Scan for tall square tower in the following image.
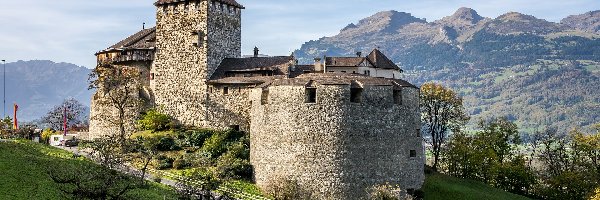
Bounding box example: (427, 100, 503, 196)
(153, 0, 243, 126)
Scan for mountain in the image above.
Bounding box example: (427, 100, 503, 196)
(1, 60, 93, 122)
(294, 8, 600, 132)
(562, 10, 600, 33)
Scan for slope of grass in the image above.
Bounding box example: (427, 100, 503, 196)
(0, 140, 178, 200)
(423, 173, 531, 200)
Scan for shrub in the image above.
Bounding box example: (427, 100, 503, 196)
(157, 136, 180, 151)
(263, 177, 312, 200)
(41, 128, 56, 144)
(201, 130, 246, 158)
(213, 152, 252, 180)
(173, 158, 191, 170)
(137, 109, 172, 131)
(156, 156, 174, 170)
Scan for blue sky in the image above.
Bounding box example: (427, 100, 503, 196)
(0, 0, 598, 68)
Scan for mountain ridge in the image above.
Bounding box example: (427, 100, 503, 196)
(1, 60, 93, 122)
(293, 8, 600, 132)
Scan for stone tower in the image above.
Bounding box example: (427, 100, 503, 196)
(153, 0, 243, 127)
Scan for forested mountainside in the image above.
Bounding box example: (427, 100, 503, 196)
(1, 60, 92, 122)
(294, 8, 600, 132)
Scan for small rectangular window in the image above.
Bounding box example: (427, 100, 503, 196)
(223, 87, 229, 95)
(417, 129, 421, 138)
(393, 90, 402, 105)
(150, 73, 154, 80)
(261, 90, 269, 105)
(341, 71, 346, 73)
(305, 88, 317, 103)
(410, 150, 417, 158)
(350, 88, 363, 103)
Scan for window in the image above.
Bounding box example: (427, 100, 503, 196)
(305, 88, 317, 103)
(341, 71, 346, 73)
(410, 150, 417, 158)
(364, 70, 371, 76)
(328, 71, 334, 73)
(150, 73, 155, 80)
(350, 88, 363, 103)
(223, 87, 229, 95)
(261, 90, 269, 105)
(393, 90, 402, 105)
(417, 129, 421, 138)
(229, 125, 240, 132)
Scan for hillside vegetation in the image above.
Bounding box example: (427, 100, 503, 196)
(0, 140, 177, 199)
(294, 8, 600, 133)
(423, 173, 531, 200)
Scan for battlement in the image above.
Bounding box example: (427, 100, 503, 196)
(156, 0, 243, 16)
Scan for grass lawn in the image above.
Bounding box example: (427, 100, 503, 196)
(0, 140, 178, 200)
(423, 173, 531, 200)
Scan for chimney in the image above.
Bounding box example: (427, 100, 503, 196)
(356, 51, 362, 57)
(253, 47, 259, 57)
(143, 22, 145, 29)
(314, 58, 322, 72)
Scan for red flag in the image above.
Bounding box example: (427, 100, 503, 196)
(13, 104, 18, 130)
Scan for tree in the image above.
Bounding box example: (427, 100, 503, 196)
(0, 116, 13, 138)
(176, 168, 222, 200)
(89, 64, 144, 144)
(129, 136, 160, 185)
(41, 98, 87, 131)
(420, 82, 469, 171)
(444, 118, 535, 196)
(47, 161, 141, 200)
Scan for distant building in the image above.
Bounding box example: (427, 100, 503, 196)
(90, 0, 424, 198)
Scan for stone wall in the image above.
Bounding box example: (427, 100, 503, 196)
(153, 0, 241, 127)
(205, 84, 252, 131)
(89, 62, 152, 139)
(249, 84, 424, 199)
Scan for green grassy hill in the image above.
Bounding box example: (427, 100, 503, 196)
(423, 173, 531, 200)
(0, 140, 178, 200)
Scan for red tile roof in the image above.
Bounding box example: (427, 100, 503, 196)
(155, 0, 244, 9)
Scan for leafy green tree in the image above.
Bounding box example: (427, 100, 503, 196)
(420, 82, 469, 171)
(48, 161, 141, 200)
(444, 118, 535, 196)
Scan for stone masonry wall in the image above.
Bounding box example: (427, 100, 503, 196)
(206, 84, 252, 132)
(154, 0, 241, 127)
(89, 62, 152, 139)
(154, 1, 210, 127)
(249, 84, 424, 199)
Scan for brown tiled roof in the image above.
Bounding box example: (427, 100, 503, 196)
(269, 73, 417, 88)
(155, 0, 244, 9)
(289, 65, 316, 78)
(366, 49, 401, 71)
(209, 56, 294, 80)
(207, 75, 286, 85)
(98, 28, 156, 53)
(325, 57, 365, 67)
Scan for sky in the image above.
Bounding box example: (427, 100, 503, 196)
(0, 0, 598, 68)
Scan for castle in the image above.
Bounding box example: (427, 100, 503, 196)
(89, 0, 424, 198)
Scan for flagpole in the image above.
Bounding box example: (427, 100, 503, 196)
(1, 59, 5, 118)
